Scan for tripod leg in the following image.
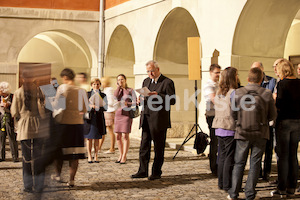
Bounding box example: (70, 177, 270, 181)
(172, 125, 196, 160)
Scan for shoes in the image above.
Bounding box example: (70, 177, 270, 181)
(270, 190, 286, 198)
(120, 159, 126, 164)
(131, 173, 148, 179)
(286, 188, 295, 197)
(67, 180, 75, 188)
(23, 188, 33, 193)
(287, 192, 295, 198)
(262, 173, 270, 182)
(88, 161, 93, 163)
(13, 159, 19, 163)
(115, 160, 120, 163)
(104, 150, 115, 154)
(51, 174, 61, 182)
(0, 159, 5, 162)
(148, 174, 161, 180)
(269, 179, 278, 185)
(94, 160, 100, 163)
(226, 195, 238, 200)
(35, 188, 43, 193)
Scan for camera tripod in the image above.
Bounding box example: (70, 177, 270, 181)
(173, 80, 204, 160)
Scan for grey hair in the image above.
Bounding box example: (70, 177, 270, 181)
(0, 82, 10, 93)
(146, 60, 159, 69)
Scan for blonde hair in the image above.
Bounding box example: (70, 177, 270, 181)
(90, 78, 101, 86)
(276, 59, 296, 79)
(0, 82, 10, 94)
(101, 76, 111, 87)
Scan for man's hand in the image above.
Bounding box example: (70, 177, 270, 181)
(148, 91, 158, 96)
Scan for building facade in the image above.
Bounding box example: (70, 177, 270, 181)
(1, 0, 300, 137)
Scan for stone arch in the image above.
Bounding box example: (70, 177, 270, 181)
(154, 7, 200, 72)
(153, 7, 200, 135)
(105, 25, 135, 88)
(17, 30, 97, 84)
(284, 16, 300, 59)
(232, 0, 300, 80)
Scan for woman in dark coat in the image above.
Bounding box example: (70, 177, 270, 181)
(84, 78, 107, 163)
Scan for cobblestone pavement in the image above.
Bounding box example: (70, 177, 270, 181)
(0, 137, 299, 200)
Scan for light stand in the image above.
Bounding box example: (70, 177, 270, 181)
(173, 80, 203, 159)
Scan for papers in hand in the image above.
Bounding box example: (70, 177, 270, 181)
(89, 92, 106, 107)
(136, 87, 151, 97)
(39, 84, 57, 97)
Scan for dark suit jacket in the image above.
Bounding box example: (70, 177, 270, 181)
(85, 90, 107, 135)
(139, 74, 176, 131)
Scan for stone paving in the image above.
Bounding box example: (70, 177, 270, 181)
(0, 136, 299, 200)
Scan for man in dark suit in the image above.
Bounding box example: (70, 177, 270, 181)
(131, 60, 176, 180)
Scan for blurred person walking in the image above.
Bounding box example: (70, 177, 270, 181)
(76, 72, 90, 91)
(11, 71, 48, 193)
(51, 68, 87, 187)
(101, 77, 117, 154)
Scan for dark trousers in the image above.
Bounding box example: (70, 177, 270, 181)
(276, 119, 300, 191)
(138, 115, 167, 176)
(261, 126, 274, 177)
(0, 123, 18, 161)
(217, 136, 235, 191)
(206, 116, 218, 174)
(21, 138, 45, 192)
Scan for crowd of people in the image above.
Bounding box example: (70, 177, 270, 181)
(0, 60, 175, 192)
(204, 59, 300, 199)
(0, 59, 299, 198)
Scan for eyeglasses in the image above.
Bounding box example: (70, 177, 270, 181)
(147, 70, 156, 73)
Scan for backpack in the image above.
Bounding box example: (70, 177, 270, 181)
(193, 132, 209, 154)
(235, 87, 266, 138)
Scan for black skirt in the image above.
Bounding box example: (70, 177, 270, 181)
(61, 124, 85, 160)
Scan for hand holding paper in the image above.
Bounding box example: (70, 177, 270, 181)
(89, 92, 106, 107)
(136, 87, 151, 97)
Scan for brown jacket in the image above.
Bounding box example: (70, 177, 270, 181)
(11, 86, 48, 141)
(53, 84, 87, 125)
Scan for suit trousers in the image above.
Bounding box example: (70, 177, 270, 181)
(260, 126, 274, 178)
(21, 138, 45, 192)
(206, 116, 218, 174)
(138, 115, 167, 176)
(0, 122, 18, 161)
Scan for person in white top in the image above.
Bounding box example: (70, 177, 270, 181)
(101, 77, 117, 154)
(203, 64, 221, 176)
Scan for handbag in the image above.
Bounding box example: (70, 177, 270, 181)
(84, 111, 91, 120)
(129, 105, 140, 119)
